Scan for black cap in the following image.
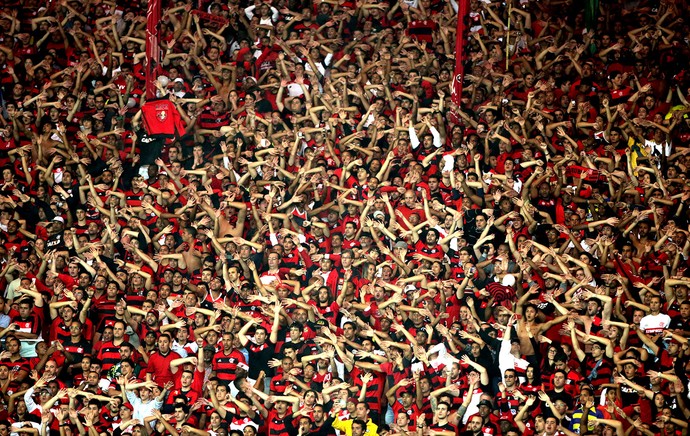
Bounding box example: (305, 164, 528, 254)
(478, 399, 494, 409)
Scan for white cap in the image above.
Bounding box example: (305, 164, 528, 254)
(53, 216, 65, 224)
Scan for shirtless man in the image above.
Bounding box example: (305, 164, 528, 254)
(205, 200, 247, 238)
(514, 285, 569, 355)
(178, 227, 203, 273)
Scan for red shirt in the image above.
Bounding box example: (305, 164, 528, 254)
(147, 349, 182, 385)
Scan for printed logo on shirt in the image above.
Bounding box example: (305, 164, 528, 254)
(157, 110, 168, 121)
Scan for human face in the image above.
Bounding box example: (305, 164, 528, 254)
(45, 360, 58, 377)
(352, 422, 365, 436)
(436, 403, 449, 420)
(545, 417, 558, 434)
(343, 324, 355, 339)
(579, 389, 592, 406)
(139, 386, 152, 401)
(653, 393, 664, 408)
(591, 343, 604, 358)
(649, 297, 661, 313)
(504, 371, 516, 387)
(113, 322, 125, 339)
(355, 403, 368, 420)
(475, 216, 486, 230)
(587, 300, 599, 316)
(341, 252, 353, 268)
(320, 258, 333, 272)
(19, 303, 32, 318)
(524, 306, 537, 322)
(158, 336, 171, 353)
(253, 327, 267, 345)
(222, 334, 234, 351)
(469, 416, 483, 432)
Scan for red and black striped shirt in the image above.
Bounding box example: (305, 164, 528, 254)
(212, 349, 246, 382)
(582, 355, 614, 392)
(266, 408, 293, 436)
(97, 340, 125, 372)
(198, 109, 231, 130)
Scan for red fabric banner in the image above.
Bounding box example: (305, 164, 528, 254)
(451, 0, 469, 111)
(146, 0, 161, 99)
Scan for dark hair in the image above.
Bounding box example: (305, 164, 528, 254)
(505, 368, 518, 378)
(526, 363, 541, 382)
(425, 227, 439, 239)
(522, 303, 538, 314)
(173, 394, 189, 404)
(174, 403, 190, 414)
(352, 419, 367, 429)
(437, 401, 452, 410)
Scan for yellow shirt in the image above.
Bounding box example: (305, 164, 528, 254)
(627, 136, 646, 168)
(331, 417, 379, 436)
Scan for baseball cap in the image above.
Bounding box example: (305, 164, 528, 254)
(52, 216, 65, 223)
(315, 319, 328, 328)
(394, 241, 408, 249)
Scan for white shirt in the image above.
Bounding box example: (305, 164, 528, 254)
(125, 390, 163, 422)
(499, 337, 530, 383)
(639, 313, 671, 335)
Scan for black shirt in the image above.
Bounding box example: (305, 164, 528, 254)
(246, 339, 276, 379)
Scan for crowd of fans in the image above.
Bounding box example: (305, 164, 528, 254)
(0, 0, 690, 435)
